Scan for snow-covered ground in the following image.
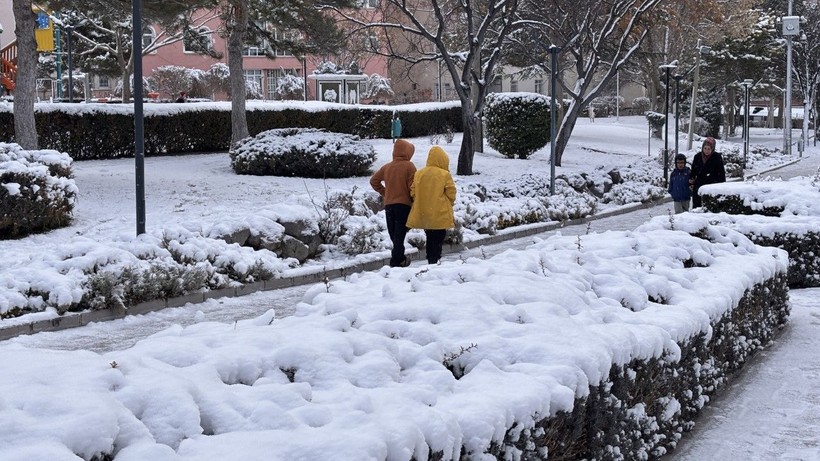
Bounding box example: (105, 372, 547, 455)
(2, 114, 819, 460)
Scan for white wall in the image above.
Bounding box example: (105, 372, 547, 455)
(0, 2, 14, 50)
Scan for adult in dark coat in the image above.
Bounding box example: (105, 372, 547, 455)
(689, 137, 726, 208)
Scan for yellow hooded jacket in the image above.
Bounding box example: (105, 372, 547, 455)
(407, 146, 456, 230)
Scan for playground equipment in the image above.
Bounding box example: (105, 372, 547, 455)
(0, 7, 55, 97)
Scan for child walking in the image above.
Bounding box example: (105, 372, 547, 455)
(407, 146, 457, 265)
(668, 153, 692, 213)
(369, 139, 417, 267)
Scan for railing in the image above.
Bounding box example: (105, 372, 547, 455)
(1, 40, 18, 92)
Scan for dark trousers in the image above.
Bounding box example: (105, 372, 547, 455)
(424, 229, 446, 264)
(385, 204, 411, 267)
(692, 186, 702, 208)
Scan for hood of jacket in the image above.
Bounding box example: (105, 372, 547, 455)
(393, 139, 415, 161)
(426, 146, 449, 169)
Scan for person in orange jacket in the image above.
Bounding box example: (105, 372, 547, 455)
(407, 146, 456, 265)
(370, 139, 417, 267)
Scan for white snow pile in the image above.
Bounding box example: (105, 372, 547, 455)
(0, 228, 788, 460)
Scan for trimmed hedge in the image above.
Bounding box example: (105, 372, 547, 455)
(494, 275, 788, 460)
(0, 102, 462, 160)
(484, 92, 550, 159)
(230, 128, 376, 178)
(0, 143, 77, 239)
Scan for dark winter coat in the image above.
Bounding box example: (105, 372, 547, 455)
(690, 151, 726, 188)
(668, 166, 692, 202)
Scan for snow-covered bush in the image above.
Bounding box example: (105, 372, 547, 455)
(363, 73, 394, 103)
(230, 128, 376, 178)
(484, 92, 550, 159)
(191, 63, 230, 99)
(148, 65, 193, 100)
(646, 111, 665, 139)
(246, 80, 263, 100)
(0, 143, 77, 239)
(632, 96, 651, 115)
(275, 73, 305, 101)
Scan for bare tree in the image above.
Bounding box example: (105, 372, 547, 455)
(507, 0, 663, 166)
(328, 0, 523, 175)
(12, 0, 37, 149)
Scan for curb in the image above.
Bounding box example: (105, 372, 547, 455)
(0, 196, 676, 341)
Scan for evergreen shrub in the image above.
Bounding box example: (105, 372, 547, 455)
(484, 92, 550, 159)
(0, 143, 77, 239)
(229, 128, 376, 178)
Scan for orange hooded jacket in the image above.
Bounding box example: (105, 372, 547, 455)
(369, 139, 416, 206)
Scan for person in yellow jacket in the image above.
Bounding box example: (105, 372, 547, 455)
(370, 139, 416, 267)
(407, 146, 456, 265)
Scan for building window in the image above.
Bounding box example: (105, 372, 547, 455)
(359, 0, 378, 7)
(183, 27, 213, 54)
(142, 26, 156, 49)
(534, 79, 543, 94)
(244, 69, 264, 97)
(273, 29, 298, 56)
(243, 46, 266, 57)
(97, 76, 110, 89)
(510, 79, 518, 92)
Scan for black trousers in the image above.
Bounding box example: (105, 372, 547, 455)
(692, 186, 702, 208)
(385, 204, 411, 267)
(425, 229, 446, 264)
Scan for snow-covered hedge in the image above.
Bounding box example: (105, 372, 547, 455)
(0, 143, 77, 239)
(484, 92, 550, 159)
(0, 228, 789, 460)
(229, 128, 376, 178)
(640, 211, 820, 288)
(700, 175, 820, 216)
(0, 101, 463, 159)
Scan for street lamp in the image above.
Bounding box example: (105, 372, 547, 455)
(548, 45, 561, 195)
(740, 79, 754, 169)
(782, 11, 800, 155)
(687, 42, 712, 150)
(132, 0, 146, 235)
(673, 73, 682, 160)
(660, 61, 678, 187)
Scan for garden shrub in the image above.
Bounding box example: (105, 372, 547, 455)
(484, 92, 550, 159)
(0, 143, 77, 239)
(229, 128, 376, 178)
(646, 111, 666, 139)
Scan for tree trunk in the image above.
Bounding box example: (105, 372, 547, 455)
(456, 105, 477, 175)
(553, 99, 583, 167)
(228, 0, 250, 146)
(12, 0, 38, 149)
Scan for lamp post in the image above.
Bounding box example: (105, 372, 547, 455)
(740, 79, 754, 169)
(801, 32, 809, 157)
(783, 8, 799, 155)
(673, 73, 682, 159)
(65, 25, 74, 103)
(132, 0, 146, 235)
(660, 61, 678, 187)
(549, 45, 561, 195)
(687, 42, 711, 150)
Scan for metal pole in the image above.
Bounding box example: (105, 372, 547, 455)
(302, 58, 307, 101)
(664, 67, 670, 178)
(133, 0, 146, 235)
(549, 46, 560, 195)
(785, 0, 794, 155)
(687, 41, 704, 150)
(744, 83, 750, 165)
(804, 38, 809, 156)
(55, 28, 62, 99)
(616, 70, 620, 122)
(66, 27, 73, 103)
(674, 74, 681, 158)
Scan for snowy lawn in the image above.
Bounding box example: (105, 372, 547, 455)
(0, 116, 797, 321)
